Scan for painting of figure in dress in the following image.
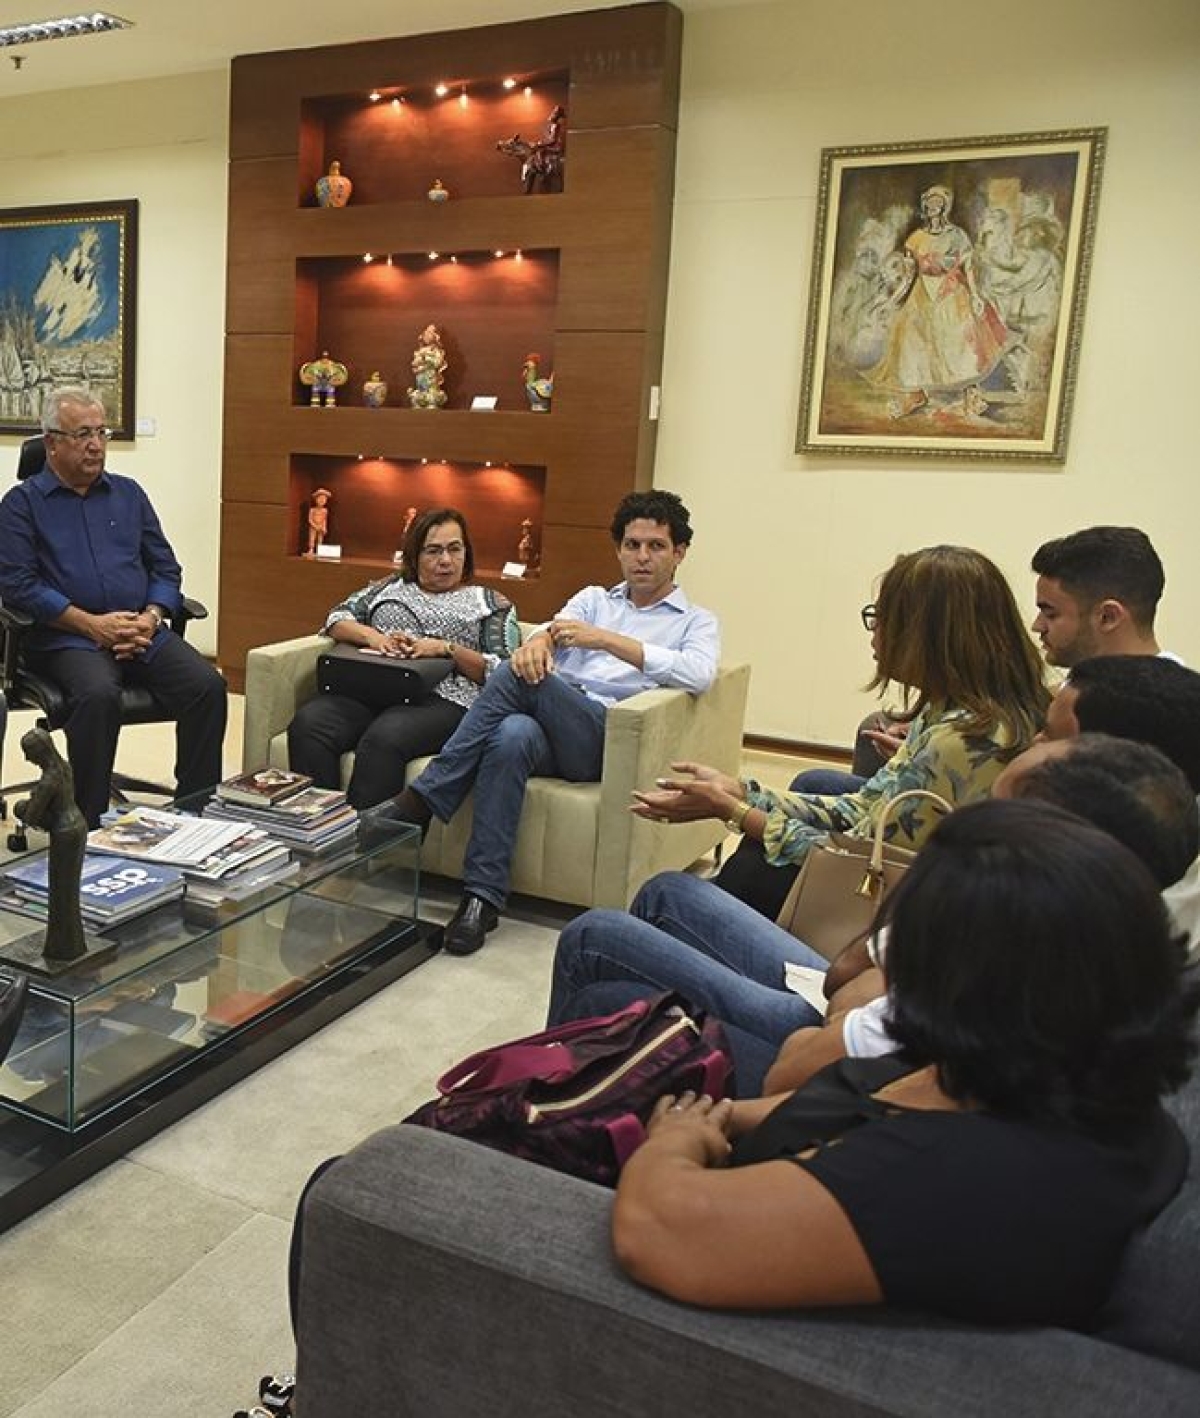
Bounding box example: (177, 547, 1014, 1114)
(798, 131, 1104, 461)
(0, 200, 138, 438)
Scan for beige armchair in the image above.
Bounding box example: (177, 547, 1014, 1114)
(242, 632, 751, 910)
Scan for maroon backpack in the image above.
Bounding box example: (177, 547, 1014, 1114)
(402, 993, 732, 1186)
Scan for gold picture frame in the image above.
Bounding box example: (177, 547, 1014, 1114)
(796, 129, 1105, 462)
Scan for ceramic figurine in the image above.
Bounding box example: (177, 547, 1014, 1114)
(315, 160, 353, 208)
(496, 103, 566, 194)
(517, 518, 536, 565)
(363, 371, 388, 408)
(299, 351, 348, 407)
(408, 325, 448, 409)
(427, 179, 450, 203)
(305, 488, 332, 556)
(522, 353, 553, 412)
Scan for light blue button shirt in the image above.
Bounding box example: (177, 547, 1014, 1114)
(545, 582, 720, 706)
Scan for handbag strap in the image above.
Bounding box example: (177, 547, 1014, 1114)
(868, 788, 953, 876)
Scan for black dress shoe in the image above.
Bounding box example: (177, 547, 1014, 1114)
(443, 893, 500, 956)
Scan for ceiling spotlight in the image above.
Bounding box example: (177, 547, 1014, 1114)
(368, 89, 381, 102)
(449, 254, 458, 264)
(459, 87, 468, 108)
(502, 77, 517, 90)
(0, 11, 133, 47)
(362, 252, 374, 263)
(385, 254, 393, 266)
(493, 249, 504, 259)
(435, 82, 449, 97)
(391, 96, 403, 109)
(523, 85, 532, 97)
(427, 251, 439, 261)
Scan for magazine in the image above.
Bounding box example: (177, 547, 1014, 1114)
(88, 807, 250, 866)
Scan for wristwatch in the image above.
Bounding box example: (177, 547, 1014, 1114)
(443, 639, 455, 658)
(145, 605, 165, 630)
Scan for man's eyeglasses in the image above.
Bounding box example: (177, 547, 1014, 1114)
(48, 425, 113, 444)
(860, 603, 878, 632)
(420, 540, 466, 560)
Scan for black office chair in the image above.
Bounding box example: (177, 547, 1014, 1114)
(0, 435, 210, 850)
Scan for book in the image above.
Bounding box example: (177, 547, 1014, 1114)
(4, 855, 185, 927)
(88, 807, 250, 866)
(216, 767, 313, 807)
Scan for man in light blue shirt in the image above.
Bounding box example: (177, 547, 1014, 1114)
(379, 490, 720, 954)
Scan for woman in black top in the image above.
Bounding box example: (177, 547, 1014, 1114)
(613, 799, 1198, 1327)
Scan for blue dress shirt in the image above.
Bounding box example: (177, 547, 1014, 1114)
(0, 466, 182, 658)
(547, 582, 720, 706)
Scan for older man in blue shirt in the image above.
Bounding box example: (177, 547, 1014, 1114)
(378, 489, 720, 954)
(0, 387, 226, 825)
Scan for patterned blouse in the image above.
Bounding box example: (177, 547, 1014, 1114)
(749, 703, 1025, 868)
(323, 577, 520, 710)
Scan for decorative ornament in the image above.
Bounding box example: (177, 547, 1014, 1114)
(496, 103, 566, 194)
(427, 179, 450, 203)
(315, 160, 353, 208)
(363, 371, 388, 408)
(522, 352, 553, 412)
(517, 518, 537, 565)
(299, 351, 349, 407)
(408, 324, 448, 409)
(305, 487, 332, 556)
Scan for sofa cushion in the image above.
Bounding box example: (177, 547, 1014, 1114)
(1095, 1021, 1200, 1370)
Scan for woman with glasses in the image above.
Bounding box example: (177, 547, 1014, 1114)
(287, 507, 519, 809)
(548, 545, 1050, 1090)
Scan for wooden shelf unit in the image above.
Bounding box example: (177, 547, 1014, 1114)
(220, 3, 683, 686)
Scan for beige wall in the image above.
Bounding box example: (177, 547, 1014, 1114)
(660, 0, 1200, 744)
(0, 2, 1197, 740)
(0, 70, 229, 656)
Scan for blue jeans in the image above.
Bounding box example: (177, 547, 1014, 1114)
(547, 871, 828, 1094)
(411, 662, 607, 908)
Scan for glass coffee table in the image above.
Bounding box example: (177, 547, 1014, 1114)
(0, 807, 435, 1230)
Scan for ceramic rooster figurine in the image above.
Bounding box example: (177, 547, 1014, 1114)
(522, 353, 553, 412)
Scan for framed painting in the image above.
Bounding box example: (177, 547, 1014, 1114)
(796, 129, 1105, 461)
(0, 198, 138, 439)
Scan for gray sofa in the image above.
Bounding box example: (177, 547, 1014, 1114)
(294, 1037, 1200, 1416)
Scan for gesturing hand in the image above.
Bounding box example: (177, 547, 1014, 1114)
(631, 761, 744, 825)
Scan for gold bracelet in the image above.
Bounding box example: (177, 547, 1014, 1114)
(444, 640, 455, 658)
(725, 799, 751, 834)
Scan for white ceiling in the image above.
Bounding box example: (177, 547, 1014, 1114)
(0, 0, 751, 97)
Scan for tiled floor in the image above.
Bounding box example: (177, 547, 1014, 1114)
(0, 700, 821, 1417)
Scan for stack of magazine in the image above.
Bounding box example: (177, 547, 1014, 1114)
(178, 825, 298, 905)
(1, 855, 185, 929)
(206, 773, 358, 854)
(89, 804, 298, 906)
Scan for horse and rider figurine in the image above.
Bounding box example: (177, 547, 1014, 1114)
(496, 104, 566, 194)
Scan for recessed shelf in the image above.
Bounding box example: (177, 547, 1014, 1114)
(289, 454, 545, 570)
(300, 73, 570, 206)
(294, 249, 558, 411)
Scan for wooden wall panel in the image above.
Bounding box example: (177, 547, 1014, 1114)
(221, 3, 682, 679)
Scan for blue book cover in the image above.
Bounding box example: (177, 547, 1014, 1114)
(5, 856, 184, 915)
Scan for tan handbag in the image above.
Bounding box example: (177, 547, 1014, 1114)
(774, 789, 952, 962)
